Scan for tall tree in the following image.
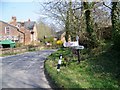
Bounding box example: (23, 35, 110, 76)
(83, 1, 97, 48)
(111, 1, 120, 49)
(41, 0, 82, 42)
(65, 10, 70, 42)
(66, 1, 77, 41)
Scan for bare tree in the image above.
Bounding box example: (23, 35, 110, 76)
(40, 0, 113, 47)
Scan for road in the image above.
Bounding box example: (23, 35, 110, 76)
(0, 50, 56, 89)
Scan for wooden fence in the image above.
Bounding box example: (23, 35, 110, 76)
(0, 46, 40, 55)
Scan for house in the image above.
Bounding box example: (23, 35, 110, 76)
(56, 30, 71, 43)
(0, 20, 20, 42)
(0, 16, 38, 45)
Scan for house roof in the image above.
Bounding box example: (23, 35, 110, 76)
(0, 20, 25, 36)
(24, 21, 35, 30)
(17, 21, 36, 30)
(0, 20, 36, 31)
(0, 20, 18, 29)
(56, 30, 65, 38)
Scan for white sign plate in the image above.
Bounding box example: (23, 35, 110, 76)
(63, 41, 79, 47)
(74, 46, 84, 50)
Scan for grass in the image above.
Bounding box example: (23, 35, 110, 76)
(0, 45, 56, 57)
(0, 52, 18, 57)
(0, 47, 39, 57)
(44, 45, 120, 89)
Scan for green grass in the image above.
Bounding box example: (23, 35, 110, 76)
(45, 46, 120, 89)
(0, 52, 18, 57)
(0, 47, 38, 57)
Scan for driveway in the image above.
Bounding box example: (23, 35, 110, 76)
(0, 50, 56, 89)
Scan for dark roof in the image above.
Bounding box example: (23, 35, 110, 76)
(17, 21, 36, 30)
(56, 30, 64, 35)
(56, 30, 65, 38)
(0, 20, 36, 31)
(24, 21, 35, 30)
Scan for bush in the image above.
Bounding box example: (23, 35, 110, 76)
(27, 45, 36, 51)
(16, 43, 22, 47)
(113, 33, 120, 51)
(56, 40, 63, 45)
(45, 47, 120, 88)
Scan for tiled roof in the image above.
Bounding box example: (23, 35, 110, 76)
(17, 21, 35, 30)
(25, 21, 35, 30)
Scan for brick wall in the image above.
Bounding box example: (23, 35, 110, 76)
(0, 21, 20, 41)
(0, 17, 38, 45)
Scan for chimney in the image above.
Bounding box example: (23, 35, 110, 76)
(9, 16, 17, 26)
(28, 19, 31, 22)
(12, 16, 17, 22)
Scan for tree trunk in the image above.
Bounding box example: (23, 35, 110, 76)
(111, 1, 120, 49)
(83, 2, 95, 48)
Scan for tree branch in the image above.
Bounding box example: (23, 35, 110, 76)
(103, 2, 112, 10)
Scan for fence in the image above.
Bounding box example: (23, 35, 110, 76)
(0, 46, 40, 55)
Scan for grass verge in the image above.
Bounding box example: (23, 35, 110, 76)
(45, 46, 120, 89)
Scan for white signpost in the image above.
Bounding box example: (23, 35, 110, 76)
(74, 45, 84, 50)
(63, 41, 84, 49)
(63, 40, 84, 63)
(63, 41, 79, 47)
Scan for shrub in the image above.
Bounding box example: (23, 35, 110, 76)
(16, 43, 22, 47)
(27, 45, 36, 51)
(56, 40, 63, 45)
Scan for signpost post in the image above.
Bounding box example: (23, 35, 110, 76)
(63, 41, 84, 63)
(63, 35, 84, 63)
(74, 46, 84, 63)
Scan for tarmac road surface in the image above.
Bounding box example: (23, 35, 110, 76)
(0, 50, 56, 89)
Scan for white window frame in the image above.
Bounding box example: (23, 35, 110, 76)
(5, 26, 10, 35)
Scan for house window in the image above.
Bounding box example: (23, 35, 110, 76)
(5, 26, 10, 35)
(17, 23, 21, 28)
